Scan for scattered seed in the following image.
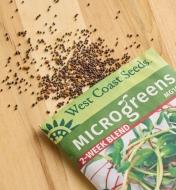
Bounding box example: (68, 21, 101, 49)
(14, 104, 18, 111)
(31, 103, 35, 107)
(35, 14, 41, 20)
(46, 110, 50, 114)
(74, 13, 79, 21)
(47, 5, 52, 12)
(136, 44, 141, 48)
(54, 0, 59, 3)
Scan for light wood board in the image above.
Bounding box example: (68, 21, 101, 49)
(0, 0, 176, 190)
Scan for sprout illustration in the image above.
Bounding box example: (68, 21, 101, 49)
(84, 104, 176, 190)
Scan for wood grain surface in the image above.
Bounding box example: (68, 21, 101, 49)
(0, 0, 175, 190)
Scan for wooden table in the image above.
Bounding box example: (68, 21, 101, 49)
(0, 0, 175, 190)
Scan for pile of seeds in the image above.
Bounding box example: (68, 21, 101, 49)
(38, 29, 132, 104)
(0, 1, 151, 114)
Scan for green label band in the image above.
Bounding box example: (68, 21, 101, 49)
(60, 67, 176, 165)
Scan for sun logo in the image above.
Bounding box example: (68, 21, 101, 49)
(42, 119, 79, 144)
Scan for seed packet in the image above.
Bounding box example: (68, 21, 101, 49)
(41, 49, 176, 190)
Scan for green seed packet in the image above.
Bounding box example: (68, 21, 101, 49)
(41, 48, 176, 190)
